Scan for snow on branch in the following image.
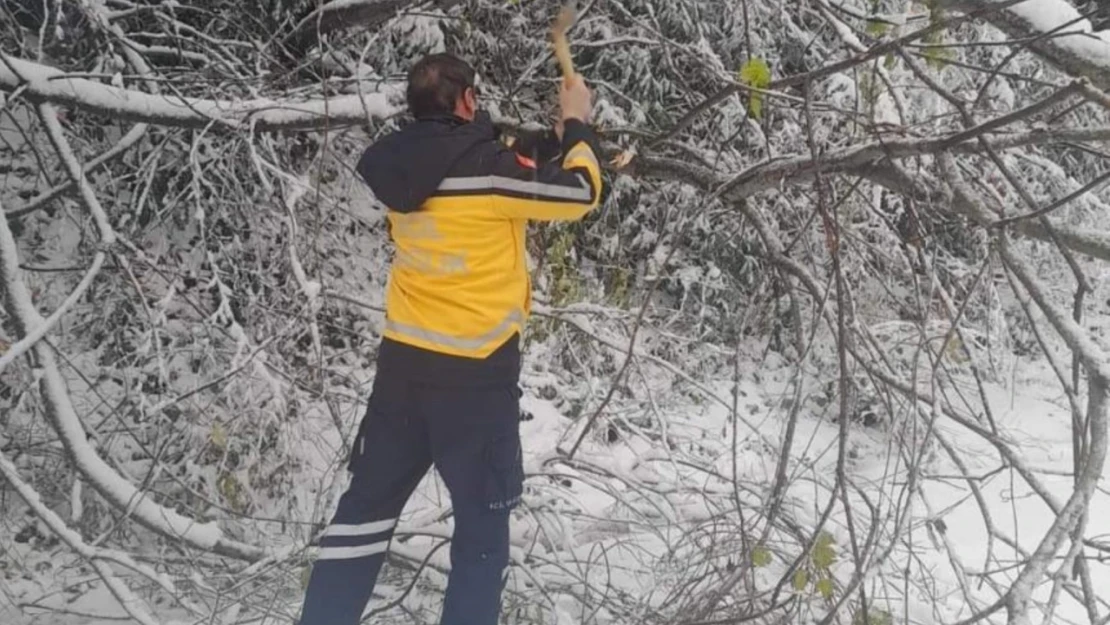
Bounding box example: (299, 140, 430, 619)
(623, 117, 1110, 204)
(0, 451, 160, 625)
(0, 54, 404, 131)
(939, 152, 1110, 624)
(4, 123, 148, 219)
(280, 0, 422, 58)
(947, 0, 1110, 88)
(0, 197, 266, 562)
(0, 253, 106, 376)
(939, 151, 1110, 379)
(632, 154, 1110, 269)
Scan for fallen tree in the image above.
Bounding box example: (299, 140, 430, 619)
(3, 1, 1110, 624)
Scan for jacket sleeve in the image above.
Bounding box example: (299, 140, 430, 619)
(487, 119, 604, 222)
(509, 127, 563, 165)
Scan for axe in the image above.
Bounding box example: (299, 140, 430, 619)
(551, 3, 636, 170)
(503, 5, 575, 152)
(551, 3, 576, 82)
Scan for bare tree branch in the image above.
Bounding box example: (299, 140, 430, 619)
(862, 161, 1110, 263)
(0, 54, 404, 130)
(943, 0, 1110, 89)
(0, 201, 265, 564)
(0, 450, 160, 625)
(940, 152, 1110, 624)
(278, 0, 443, 60)
(3, 122, 149, 218)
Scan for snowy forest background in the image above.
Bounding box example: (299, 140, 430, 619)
(3, 0, 1110, 624)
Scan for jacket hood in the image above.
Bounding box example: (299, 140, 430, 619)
(357, 111, 498, 213)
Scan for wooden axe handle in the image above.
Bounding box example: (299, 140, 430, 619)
(552, 4, 575, 81)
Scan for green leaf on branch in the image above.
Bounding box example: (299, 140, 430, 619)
(816, 576, 835, 599)
(813, 531, 837, 570)
(925, 46, 956, 70)
(751, 546, 773, 567)
(793, 568, 809, 591)
(210, 422, 228, 450)
(739, 57, 772, 119)
(854, 609, 894, 625)
(866, 20, 891, 36)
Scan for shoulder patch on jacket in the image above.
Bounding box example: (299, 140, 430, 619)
(514, 153, 537, 169)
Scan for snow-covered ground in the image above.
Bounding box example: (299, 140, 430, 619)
(4, 340, 1106, 625)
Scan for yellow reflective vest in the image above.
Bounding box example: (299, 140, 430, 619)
(357, 113, 604, 361)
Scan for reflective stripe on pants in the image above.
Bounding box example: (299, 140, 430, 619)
(298, 379, 523, 625)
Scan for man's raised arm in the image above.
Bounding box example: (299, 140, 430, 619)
(487, 75, 604, 222)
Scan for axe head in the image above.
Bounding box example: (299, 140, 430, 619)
(553, 3, 575, 35)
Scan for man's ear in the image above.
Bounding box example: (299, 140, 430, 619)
(460, 87, 478, 120)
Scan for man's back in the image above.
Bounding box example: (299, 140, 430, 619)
(356, 107, 603, 384)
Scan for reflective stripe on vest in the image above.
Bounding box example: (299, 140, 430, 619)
(437, 174, 592, 202)
(385, 309, 525, 352)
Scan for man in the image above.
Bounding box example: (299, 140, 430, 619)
(298, 53, 602, 625)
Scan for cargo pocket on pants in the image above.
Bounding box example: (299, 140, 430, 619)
(346, 410, 372, 473)
(484, 429, 524, 514)
(347, 390, 389, 473)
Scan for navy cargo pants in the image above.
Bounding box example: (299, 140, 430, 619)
(298, 376, 524, 625)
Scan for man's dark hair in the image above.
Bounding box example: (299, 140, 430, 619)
(406, 54, 477, 119)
